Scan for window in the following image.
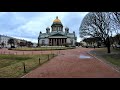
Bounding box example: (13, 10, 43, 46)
(54, 27, 56, 31)
(70, 39, 73, 44)
(42, 40, 45, 45)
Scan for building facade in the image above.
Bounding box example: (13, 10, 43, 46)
(0, 35, 30, 48)
(0, 35, 11, 48)
(38, 16, 77, 46)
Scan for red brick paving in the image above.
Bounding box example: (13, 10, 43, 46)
(0, 48, 120, 78)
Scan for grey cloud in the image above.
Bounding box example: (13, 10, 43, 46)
(0, 12, 87, 42)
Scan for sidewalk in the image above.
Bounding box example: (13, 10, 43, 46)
(22, 48, 120, 78)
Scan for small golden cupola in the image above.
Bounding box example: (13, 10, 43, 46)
(53, 16, 61, 23)
(51, 16, 63, 32)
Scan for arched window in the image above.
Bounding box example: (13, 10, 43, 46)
(42, 40, 45, 45)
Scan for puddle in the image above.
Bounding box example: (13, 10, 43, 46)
(79, 54, 92, 59)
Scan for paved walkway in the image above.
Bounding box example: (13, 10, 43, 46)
(20, 47, 120, 78)
(1, 47, 120, 78)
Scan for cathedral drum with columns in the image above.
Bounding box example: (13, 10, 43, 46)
(38, 16, 77, 46)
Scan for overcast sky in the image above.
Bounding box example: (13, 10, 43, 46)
(0, 12, 88, 43)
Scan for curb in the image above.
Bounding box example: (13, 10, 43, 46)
(21, 72, 30, 78)
(21, 55, 57, 78)
(87, 51, 120, 73)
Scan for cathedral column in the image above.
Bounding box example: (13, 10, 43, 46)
(58, 39, 59, 46)
(54, 39, 55, 46)
(50, 39, 51, 46)
(51, 39, 52, 46)
(59, 39, 60, 46)
(53, 39, 54, 46)
(61, 38, 63, 46)
(53, 39, 55, 46)
(55, 38, 56, 46)
(64, 39, 65, 44)
(49, 39, 50, 45)
(56, 39, 57, 46)
(55, 39, 56, 46)
(54, 38, 56, 46)
(62, 38, 64, 44)
(65, 38, 66, 43)
(60, 39, 61, 46)
(52, 39, 53, 46)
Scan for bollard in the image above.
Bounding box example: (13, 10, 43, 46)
(39, 58, 40, 64)
(48, 55, 49, 60)
(22, 62, 26, 73)
(51, 48, 52, 54)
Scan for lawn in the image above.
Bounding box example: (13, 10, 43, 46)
(9, 46, 75, 51)
(91, 48, 120, 67)
(102, 54, 120, 66)
(0, 54, 55, 78)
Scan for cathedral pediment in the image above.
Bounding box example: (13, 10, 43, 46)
(48, 33, 67, 38)
(50, 33, 65, 37)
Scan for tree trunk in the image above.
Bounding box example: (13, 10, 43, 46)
(10, 44, 12, 48)
(106, 36, 111, 53)
(107, 45, 111, 53)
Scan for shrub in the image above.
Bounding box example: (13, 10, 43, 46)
(71, 45, 76, 48)
(63, 43, 69, 47)
(8, 48, 12, 50)
(11, 46, 15, 48)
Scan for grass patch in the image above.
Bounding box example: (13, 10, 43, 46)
(0, 54, 31, 60)
(0, 54, 56, 78)
(10, 47, 75, 51)
(0, 55, 31, 68)
(102, 54, 120, 66)
(92, 48, 120, 67)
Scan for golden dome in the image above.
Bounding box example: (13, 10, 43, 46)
(53, 16, 61, 23)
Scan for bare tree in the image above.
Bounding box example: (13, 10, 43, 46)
(110, 12, 120, 46)
(112, 12, 120, 25)
(8, 38, 15, 48)
(80, 12, 111, 53)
